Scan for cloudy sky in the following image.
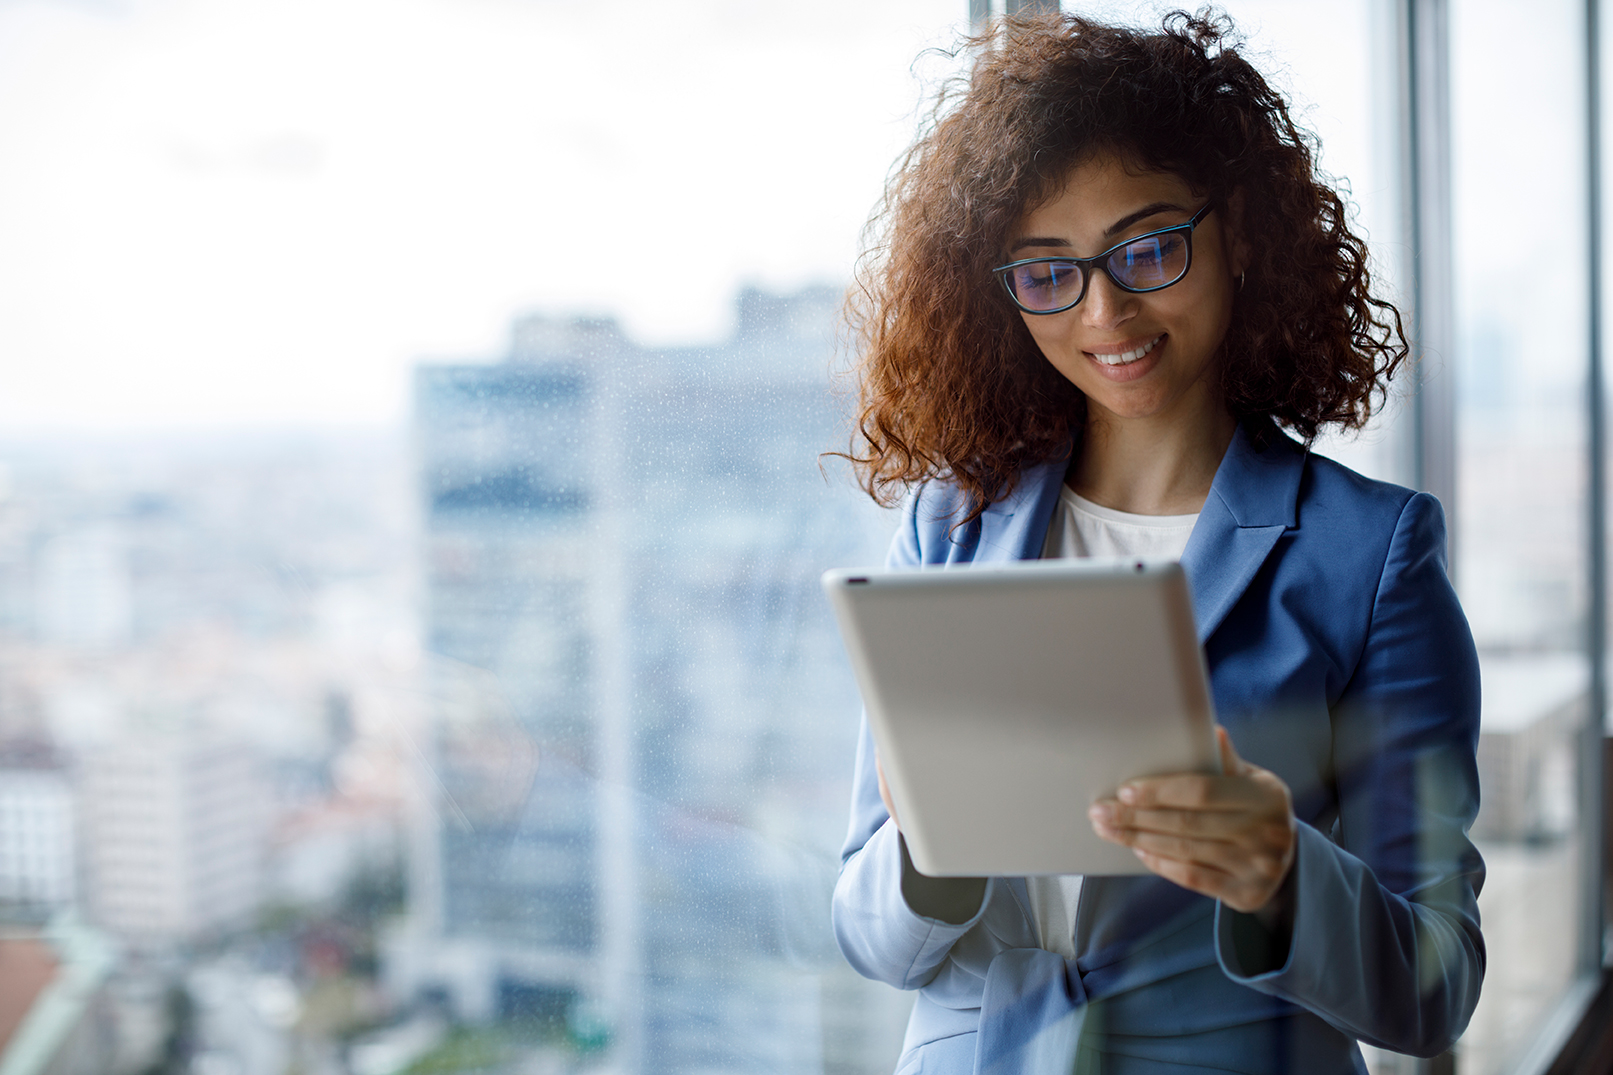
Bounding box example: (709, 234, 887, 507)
(0, 0, 1386, 430)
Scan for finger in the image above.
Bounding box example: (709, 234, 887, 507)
(1091, 807, 1235, 859)
(1122, 829, 1291, 884)
(1136, 848, 1278, 911)
(1130, 847, 1240, 900)
(1091, 815, 1128, 846)
(1118, 774, 1259, 811)
(1096, 804, 1246, 842)
(1091, 802, 1294, 866)
(1131, 805, 1294, 847)
(1124, 829, 1241, 869)
(1216, 725, 1246, 777)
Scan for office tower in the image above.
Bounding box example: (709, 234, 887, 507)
(404, 316, 630, 1033)
(0, 744, 75, 913)
(79, 734, 265, 944)
(615, 288, 899, 1074)
(400, 288, 905, 1073)
(35, 524, 131, 649)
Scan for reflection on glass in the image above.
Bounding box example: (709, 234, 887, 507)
(0, 290, 910, 1074)
(393, 288, 905, 1071)
(0, 0, 963, 1069)
(1450, 0, 1590, 1072)
(0, 0, 1601, 1071)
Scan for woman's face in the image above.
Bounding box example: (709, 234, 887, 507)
(1006, 155, 1246, 427)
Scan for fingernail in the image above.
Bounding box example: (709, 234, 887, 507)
(1117, 785, 1138, 804)
(1088, 804, 1111, 823)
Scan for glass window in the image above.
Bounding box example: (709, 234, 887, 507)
(1449, 1, 1594, 1072)
(0, 2, 1605, 1072)
(0, 2, 962, 1071)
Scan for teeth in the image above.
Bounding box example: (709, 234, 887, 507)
(1092, 335, 1162, 366)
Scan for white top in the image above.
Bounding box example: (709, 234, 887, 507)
(1041, 486, 1200, 561)
(1030, 485, 1199, 958)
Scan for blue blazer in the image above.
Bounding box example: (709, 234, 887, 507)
(832, 423, 1485, 1075)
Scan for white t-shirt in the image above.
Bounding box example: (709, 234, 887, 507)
(1041, 485, 1200, 561)
(1029, 485, 1199, 959)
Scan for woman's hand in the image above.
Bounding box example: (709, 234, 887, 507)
(876, 753, 900, 830)
(1089, 726, 1296, 915)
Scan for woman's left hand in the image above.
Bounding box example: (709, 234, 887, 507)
(1089, 726, 1296, 915)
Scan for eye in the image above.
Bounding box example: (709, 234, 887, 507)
(1122, 236, 1167, 267)
(1013, 261, 1080, 293)
(1111, 232, 1189, 288)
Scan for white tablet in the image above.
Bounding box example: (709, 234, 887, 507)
(823, 559, 1219, 877)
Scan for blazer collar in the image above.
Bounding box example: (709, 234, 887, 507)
(1202, 420, 1304, 529)
(980, 422, 1305, 642)
(975, 445, 1072, 563)
(1183, 423, 1305, 641)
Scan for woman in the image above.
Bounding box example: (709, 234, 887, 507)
(831, 11, 1484, 1075)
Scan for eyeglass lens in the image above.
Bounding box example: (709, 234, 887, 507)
(1005, 230, 1191, 312)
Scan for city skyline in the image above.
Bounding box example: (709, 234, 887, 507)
(0, 2, 1599, 1070)
(0, 283, 914, 1074)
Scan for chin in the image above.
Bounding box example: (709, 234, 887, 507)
(1083, 388, 1172, 421)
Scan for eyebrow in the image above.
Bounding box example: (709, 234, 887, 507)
(1008, 201, 1189, 255)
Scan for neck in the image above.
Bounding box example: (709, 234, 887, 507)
(1069, 398, 1236, 516)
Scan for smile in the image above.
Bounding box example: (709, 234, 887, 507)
(1088, 335, 1164, 366)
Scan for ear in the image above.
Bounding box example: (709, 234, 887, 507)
(1223, 187, 1252, 279)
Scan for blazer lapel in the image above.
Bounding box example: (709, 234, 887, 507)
(980, 425, 1303, 643)
(1179, 424, 1305, 642)
(977, 448, 1071, 563)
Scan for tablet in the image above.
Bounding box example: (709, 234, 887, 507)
(823, 559, 1219, 877)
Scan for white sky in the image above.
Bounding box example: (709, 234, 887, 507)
(0, 0, 1384, 431)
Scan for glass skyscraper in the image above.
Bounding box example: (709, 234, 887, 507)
(400, 287, 908, 1072)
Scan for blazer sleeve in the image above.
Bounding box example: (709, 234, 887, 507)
(1213, 491, 1486, 1058)
(830, 489, 997, 989)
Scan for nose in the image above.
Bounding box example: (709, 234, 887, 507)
(1081, 270, 1137, 332)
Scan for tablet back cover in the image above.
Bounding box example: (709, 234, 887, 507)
(824, 560, 1217, 876)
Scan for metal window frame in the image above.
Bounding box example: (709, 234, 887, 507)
(1583, 0, 1608, 990)
(971, 0, 1059, 33)
(1404, 0, 1458, 527)
(1398, 0, 1609, 1071)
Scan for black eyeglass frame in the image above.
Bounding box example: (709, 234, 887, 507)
(991, 202, 1217, 315)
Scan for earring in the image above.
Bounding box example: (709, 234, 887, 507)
(1237, 271, 1247, 292)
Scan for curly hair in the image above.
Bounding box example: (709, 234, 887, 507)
(841, 8, 1408, 521)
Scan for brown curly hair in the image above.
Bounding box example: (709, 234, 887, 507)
(841, 8, 1407, 521)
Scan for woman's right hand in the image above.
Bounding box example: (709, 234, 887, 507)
(876, 754, 900, 829)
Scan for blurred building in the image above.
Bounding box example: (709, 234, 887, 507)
(393, 286, 908, 1073)
(79, 734, 266, 944)
(1471, 655, 1583, 844)
(267, 793, 401, 910)
(615, 287, 902, 1073)
(34, 525, 131, 650)
(0, 915, 117, 1075)
(0, 743, 75, 914)
(397, 317, 623, 1029)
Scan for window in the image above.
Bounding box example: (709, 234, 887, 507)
(0, 2, 1607, 1073)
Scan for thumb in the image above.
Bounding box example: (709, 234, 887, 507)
(1216, 725, 1245, 776)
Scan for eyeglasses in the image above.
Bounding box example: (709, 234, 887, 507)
(992, 202, 1215, 315)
